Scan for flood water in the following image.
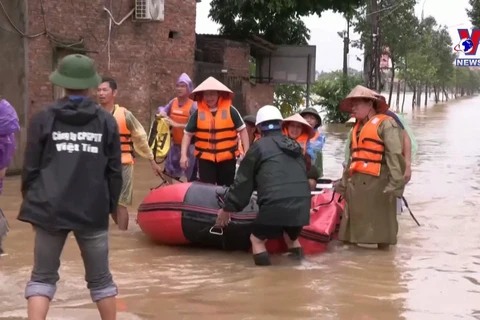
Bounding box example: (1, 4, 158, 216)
(1, 95, 480, 319)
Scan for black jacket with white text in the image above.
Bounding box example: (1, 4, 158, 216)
(18, 97, 123, 231)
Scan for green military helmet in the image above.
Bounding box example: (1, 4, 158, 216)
(300, 107, 322, 128)
(243, 114, 256, 126)
(49, 54, 102, 90)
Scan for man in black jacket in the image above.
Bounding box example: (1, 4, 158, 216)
(216, 105, 311, 266)
(18, 54, 122, 319)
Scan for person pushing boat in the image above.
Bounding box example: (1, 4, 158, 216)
(216, 105, 311, 266)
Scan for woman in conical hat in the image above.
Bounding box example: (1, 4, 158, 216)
(281, 114, 319, 190)
(180, 77, 249, 186)
(335, 85, 406, 250)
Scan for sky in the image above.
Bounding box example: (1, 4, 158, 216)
(195, 0, 471, 72)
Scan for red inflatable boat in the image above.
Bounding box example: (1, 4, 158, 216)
(137, 182, 345, 255)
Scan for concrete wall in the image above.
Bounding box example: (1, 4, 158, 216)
(27, 0, 197, 127)
(0, 0, 28, 172)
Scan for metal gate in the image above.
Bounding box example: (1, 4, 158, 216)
(195, 61, 246, 116)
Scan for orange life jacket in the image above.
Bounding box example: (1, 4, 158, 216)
(282, 128, 311, 171)
(349, 114, 389, 177)
(170, 98, 194, 144)
(282, 128, 308, 154)
(113, 105, 134, 165)
(194, 98, 239, 162)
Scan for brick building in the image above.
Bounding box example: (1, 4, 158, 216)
(195, 34, 275, 116)
(0, 0, 196, 171)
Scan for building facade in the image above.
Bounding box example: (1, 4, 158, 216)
(0, 0, 196, 171)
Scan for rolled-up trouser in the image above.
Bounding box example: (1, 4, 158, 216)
(25, 227, 118, 302)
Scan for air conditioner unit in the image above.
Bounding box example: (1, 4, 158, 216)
(134, 0, 165, 21)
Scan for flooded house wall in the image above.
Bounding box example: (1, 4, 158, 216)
(195, 35, 274, 116)
(27, 0, 197, 128)
(0, 0, 28, 172)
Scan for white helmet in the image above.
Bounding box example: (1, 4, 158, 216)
(255, 105, 283, 126)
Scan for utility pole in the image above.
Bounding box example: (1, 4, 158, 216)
(343, 16, 350, 77)
(370, 0, 379, 91)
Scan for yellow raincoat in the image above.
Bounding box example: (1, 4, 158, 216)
(118, 108, 155, 206)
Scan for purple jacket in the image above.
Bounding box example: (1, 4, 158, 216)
(0, 99, 20, 194)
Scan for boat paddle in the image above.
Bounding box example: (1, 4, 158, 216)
(401, 196, 421, 227)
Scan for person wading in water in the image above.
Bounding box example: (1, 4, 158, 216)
(0, 98, 20, 256)
(18, 54, 122, 319)
(97, 77, 162, 230)
(216, 105, 311, 266)
(335, 85, 406, 250)
(180, 77, 249, 186)
(158, 73, 198, 182)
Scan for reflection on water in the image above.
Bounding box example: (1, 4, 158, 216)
(1, 96, 480, 319)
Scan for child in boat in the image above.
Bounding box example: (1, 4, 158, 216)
(281, 114, 320, 190)
(0, 98, 20, 256)
(300, 107, 326, 177)
(216, 105, 311, 266)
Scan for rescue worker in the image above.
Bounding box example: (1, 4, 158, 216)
(335, 85, 406, 250)
(216, 105, 311, 266)
(158, 73, 198, 181)
(0, 98, 20, 256)
(343, 95, 416, 214)
(180, 76, 249, 186)
(300, 107, 326, 177)
(18, 54, 121, 319)
(281, 114, 320, 190)
(97, 77, 162, 230)
(344, 96, 415, 183)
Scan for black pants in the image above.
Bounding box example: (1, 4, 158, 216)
(198, 158, 236, 186)
(252, 224, 303, 241)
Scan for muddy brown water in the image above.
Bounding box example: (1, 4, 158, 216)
(1, 96, 480, 319)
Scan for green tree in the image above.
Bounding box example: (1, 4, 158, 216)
(310, 71, 363, 123)
(209, 0, 364, 45)
(273, 84, 306, 117)
(467, 0, 480, 27)
(377, 0, 417, 105)
(209, 0, 365, 114)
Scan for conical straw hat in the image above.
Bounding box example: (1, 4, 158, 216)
(189, 76, 234, 101)
(281, 113, 315, 139)
(339, 85, 389, 114)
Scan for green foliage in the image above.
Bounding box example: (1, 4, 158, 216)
(310, 72, 364, 123)
(352, 1, 480, 100)
(273, 84, 306, 117)
(467, 0, 480, 28)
